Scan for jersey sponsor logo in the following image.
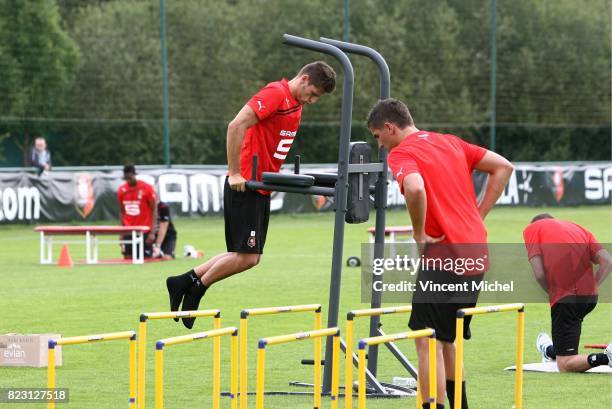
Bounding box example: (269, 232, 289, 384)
(257, 100, 265, 111)
(124, 201, 141, 216)
(273, 136, 295, 160)
(279, 130, 297, 137)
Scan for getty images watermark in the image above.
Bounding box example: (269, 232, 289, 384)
(360, 243, 612, 303)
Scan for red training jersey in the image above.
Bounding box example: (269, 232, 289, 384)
(117, 180, 156, 229)
(240, 79, 302, 195)
(387, 131, 487, 245)
(523, 219, 602, 306)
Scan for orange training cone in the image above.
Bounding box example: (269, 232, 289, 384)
(57, 244, 74, 268)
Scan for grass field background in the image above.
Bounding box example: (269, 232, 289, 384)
(1, 206, 611, 408)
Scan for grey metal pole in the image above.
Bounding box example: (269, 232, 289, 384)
(282, 34, 354, 394)
(160, 0, 171, 167)
(319, 38, 390, 98)
(490, 0, 497, 151)
(343, 0, 350, 42)
(319, 37, 390, 379)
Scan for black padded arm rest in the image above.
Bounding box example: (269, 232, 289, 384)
(261, 172, 315, 187)
(305, 172, 338, 186)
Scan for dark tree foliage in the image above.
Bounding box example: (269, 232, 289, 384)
(0, 0, 609, 166)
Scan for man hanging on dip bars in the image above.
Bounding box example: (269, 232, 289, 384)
(166, 62, 336, 329)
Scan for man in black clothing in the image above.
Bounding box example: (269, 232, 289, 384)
(153, 201, 177, 259)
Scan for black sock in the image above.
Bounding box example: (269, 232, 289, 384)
(169, 269, 199, 287)
(546, 345, 556, 359)
(167, 269, 199, 322)
(422, 404, 444, 409)
(187, 269, 199, 284)
(191, 281, 208, 296)
(588, 353, 609, 367)
(446, 380, 454, 408)
(446, 380, 468, 409)
(181, 281, 209, 329)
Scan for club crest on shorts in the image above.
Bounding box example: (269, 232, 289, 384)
(247, 230, 256, 248)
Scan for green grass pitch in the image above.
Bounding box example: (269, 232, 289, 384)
(1, 206, 611, 408)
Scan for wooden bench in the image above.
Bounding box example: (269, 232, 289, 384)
(347, 226, 417, 267)
(367, 226, 416, 259)
(34, 226, 150, 265)
(366, 226, 414, 243)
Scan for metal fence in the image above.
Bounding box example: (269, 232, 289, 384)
(0, 0, 609, 167)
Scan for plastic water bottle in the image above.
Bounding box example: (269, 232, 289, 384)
(392, 377, 417, 389)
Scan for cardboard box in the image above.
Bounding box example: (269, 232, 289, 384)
(0, 334, 62, 367)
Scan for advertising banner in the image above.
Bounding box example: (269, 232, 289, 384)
(0, 162, 609, 224)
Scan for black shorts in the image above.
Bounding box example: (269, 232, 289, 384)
(551, 295, 597, 356)
(409, 269, 484, 343)
(161, 232, 177, 258)
(224, 177, 270, 254)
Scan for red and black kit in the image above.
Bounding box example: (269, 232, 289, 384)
(225, 79, 301, 254)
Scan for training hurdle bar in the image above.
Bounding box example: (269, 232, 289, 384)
(345, 306, 414, 408)
(357, 329, 436, 409)
(47, 331, 137, 409)
(138, 310, 221, 409)
(455, 303, 525, 409)
(256, 327, 341, 409)
(155, 327, 238, 409)
(240, 304, 322, 409)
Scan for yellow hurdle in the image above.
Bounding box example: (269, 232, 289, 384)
(345, 305, 413, 409)
(154, 327, 238, 409)
(137, 309, 221, 409)
(255, 327, 340, 409)
(454, 303, 525, 409)
(47, 331, 137, 409)
(239, 304, 322, 409)
(357, 329, 436, 409)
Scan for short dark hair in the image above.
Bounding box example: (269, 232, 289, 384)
(531, 213, 554, 223)
(123, 164, 136, 175)
(298, 61, 336, 94)
(367, 98, 414, 130)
